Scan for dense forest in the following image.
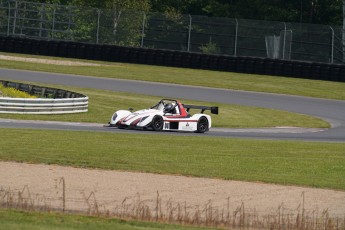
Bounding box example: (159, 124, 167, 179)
(29, 0, 344, 26)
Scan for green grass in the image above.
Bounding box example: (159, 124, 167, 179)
(0, 209, 209, 230)
(1, 129, 344, 190)
(0, 85, 330, 128)
(1, 53, 343, 230)
(1, 52, 345, 100)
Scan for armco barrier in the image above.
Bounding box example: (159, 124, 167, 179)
(0, 97, 88, 114)
(0, 36, 344, 82)
(0, 80, 88, 114)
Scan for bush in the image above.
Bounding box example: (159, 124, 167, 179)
(0, 85, 37, 98)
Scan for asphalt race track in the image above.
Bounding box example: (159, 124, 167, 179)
(1, 68, 345, 142)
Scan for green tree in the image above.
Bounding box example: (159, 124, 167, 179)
(150, 0, 207, 15)
(150, 0, 343, 25)
(71, 0, 150, 11)
(72, 0, 150, 45)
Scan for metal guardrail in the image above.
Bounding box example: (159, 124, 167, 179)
(0, 80, 88, 114)
(0, 97, 88, 114)
(0, 36, 344, 82)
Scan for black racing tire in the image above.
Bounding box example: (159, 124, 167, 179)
(151, 115, 164, 131)
(196, 116, 209, 133)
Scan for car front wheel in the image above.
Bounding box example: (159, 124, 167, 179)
(151, 115, 164, 131)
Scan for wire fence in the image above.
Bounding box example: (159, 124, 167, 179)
(0, 0, 344, 64)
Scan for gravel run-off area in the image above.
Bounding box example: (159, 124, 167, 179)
(0, 161, 344, 218)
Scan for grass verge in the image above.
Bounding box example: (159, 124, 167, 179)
(0, 209, 207, 230)
(0, 85, 330, 128)
(1, 128, 344, 190)
(0, 52, 345, 100)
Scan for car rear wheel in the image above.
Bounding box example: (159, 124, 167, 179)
(151, 115, 163, 131)
(196, 116, 209, 133)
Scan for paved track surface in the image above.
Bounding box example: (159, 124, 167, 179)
(1, 68, 345, 142)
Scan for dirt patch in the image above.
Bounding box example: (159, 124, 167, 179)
(1, 161, 344, 218)
(0, 54, 106, 66)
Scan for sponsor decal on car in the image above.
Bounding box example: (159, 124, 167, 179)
(181, 122, 193, 130)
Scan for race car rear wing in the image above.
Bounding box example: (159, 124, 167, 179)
(183, 104, 219, 114)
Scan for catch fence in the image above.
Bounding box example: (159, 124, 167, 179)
(0, 0, 344, 64)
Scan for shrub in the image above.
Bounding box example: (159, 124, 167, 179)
(0, 85, 37, 98)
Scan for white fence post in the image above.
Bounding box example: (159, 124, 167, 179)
(96, 9, 101, 44)
(343, 0, 345, 63)
(330, 26, 334, 64)
(187, 14, 192, 52)
(141, 12, 146, 48)
(283, 22, 287, 60)
(51, 7, 55, 39)
(7, 1, 10, 36)
(234, 18, 238, 56)
(12, 0, 17, 35)
(39, 3, 45, 38)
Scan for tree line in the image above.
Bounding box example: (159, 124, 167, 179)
(28, 0, 344, 26)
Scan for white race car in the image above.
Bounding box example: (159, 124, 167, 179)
(108, 99, 218, 133)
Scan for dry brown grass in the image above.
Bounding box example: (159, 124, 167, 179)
(1, 177, 344, 230)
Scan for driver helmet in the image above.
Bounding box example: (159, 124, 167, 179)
(163, 103, 175, 113)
